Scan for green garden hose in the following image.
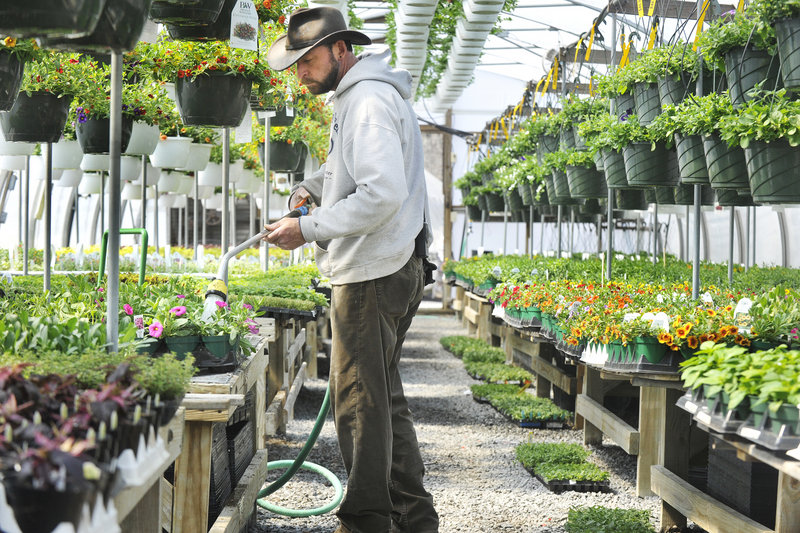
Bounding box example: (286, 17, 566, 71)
(256, 384, 344, 517)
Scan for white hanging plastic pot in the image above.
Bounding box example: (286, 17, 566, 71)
(120, 155, 142, 181)
(0, 128, 36, 156)
(28, 155, 64, 181)
(176, 174, 194, 195)
(198, 162, 222, 187)
(121, 181, 142, 200)
(157, 169, 183, 193)
(52, 139, 83, 170)
(78, 172, 104, 195)
(0, 155, 27, 171)
(171, 195, 187, 209)
(134, 162, 159, 186)
(124, 122, 160, 156)
(56, 168, 83, 188)
(204, 193, 223, 210)
(228, 160, 244, 184)
(149, 136, 192, 169)
(177, 143, 213, 172)
(159, 193, 176, 209)
(81, 153, 110, 172)
(189, 184, 214, 199)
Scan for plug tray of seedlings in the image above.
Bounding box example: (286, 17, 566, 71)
(677, 389, 746, 435)
(522, 467, 611, 493)
(736, 410, 800, 451)
(500, 411, 568, 429)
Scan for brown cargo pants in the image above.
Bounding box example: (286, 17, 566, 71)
(330, 254, 439, 533)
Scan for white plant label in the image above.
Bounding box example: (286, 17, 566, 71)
(734, 297, 753, 334)
(623, 312, 641, 323)
(134, 315, 145, 338)
(230, 1, 259, 51)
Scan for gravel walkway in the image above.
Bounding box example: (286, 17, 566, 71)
(253, 312, 661, 533)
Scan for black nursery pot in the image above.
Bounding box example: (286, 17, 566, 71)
(0, 0, 107, 39)
(0, 51, 24, 112)
(167, 0, 236, 41)
(76, 116, 134, 154)
(0, 92, 73, 143)
(176, 71, 251, 127)
(150, 0, 226, 26)
(2, 477, 87, 533)
(43, 0, 155, 53)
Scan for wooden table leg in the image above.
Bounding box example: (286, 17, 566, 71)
(660, 388, 689, 530)
(775, 471, 800, 533)
(637, 385, 665, 498)
(583, 366, 603, 446)
(574, 364, 585, 431)
(305, 320, 318, 379)
(172, 421, 213, 533)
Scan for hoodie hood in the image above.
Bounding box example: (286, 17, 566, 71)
(333, 49, 412, 101)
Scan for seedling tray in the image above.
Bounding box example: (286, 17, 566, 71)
(522, 467, 610, 493)
(736, 412, 800, 451)
(257, 305, 320, 319)
(603, 351, 681, 375)
(500, 411, 567, 429)
(471, 393, 491, 404)
(677, 390, 746, 435)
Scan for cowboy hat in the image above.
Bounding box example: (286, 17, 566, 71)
(267, 7, 371, 71)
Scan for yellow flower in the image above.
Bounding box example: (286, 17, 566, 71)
(3, 37, 16, 48)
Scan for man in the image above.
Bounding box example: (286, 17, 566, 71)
(265, 7, 439, 533)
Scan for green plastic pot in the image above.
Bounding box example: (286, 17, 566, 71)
(703, 132, 749, 190)
(573, 125, 588, 151)
(578, 198, 604, 215)
(655, 186, 675, 205)
(536, 134, 559, 164)
(0, 0, 106, 38)
(504, 188, 524, 211)
(724, 45, 783, 107)
(615, 189, 647, 210)
(466, 204, 482, 220)
(634, 336, 667, 364)
(644, 188, 657, 204)
(267, 140, 306, 172)
(715, 188, 754, 206)
(165, 335, 200, 360)
(602, 149, 628, 188)
(770, 403, 800, 436)
(744, 139, 800, 204)
(633, 82, 661, 125)
(673, 184, 715, 206)
(593, 150, 604, 171)
(485, 191, 505, 211)
(533, 187, 549, 206)
(565, 164, 607, 199)
(551, 170, 571, 199)
(1, 92, 73, 143)
(623, 142, 674, 187)
(202, 334, 233, 359)
(518, 182, 533, 205)
(0, 51, 24, 112)
(176, 71, 251, 127)
(658, 73, 696, 107)
(559, 127, 576, 151)
(674, 133, 709, 184)
(611, 93, 636, 121)
(477, 193, 489, 212)
(775, 17, 800, 90)
(166, 0, 235, 41)
(136, 337, 162, 355)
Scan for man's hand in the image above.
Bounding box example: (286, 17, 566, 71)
(289, 186, 313, 209)
(264, 217, 306, 250)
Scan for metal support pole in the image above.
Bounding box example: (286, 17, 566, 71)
(556, 205, 563, 257)
(23, 157, 29, 275)
(728, 206, 735, 285)
(100, 170, 105, 242)
(193, 177, 198, 260)
(176, 204, 182, 248)
(202, 200, 207, 246)
(154, 183, 159, 254)
(140, 156, 147, 235)
(652, 202, 658, 265)
(606, 188, 613, 280)
(692, 184, 701, 300)
(106, 52, 122, 352)
(480, 209, 486, 249)
(751, 206, 756, 267)
(262, 116, 271, 272)
(685, 205, 690, 262)
(231, 183, 237, 247)
(516, 211, 520, 253)
(569, 208, 575, 255)
(183, 203, 188, 250)
(74, 190, 79, 245)
(43, 143, 52, 295)
(222, 127, 230, 252)
(249, 194, 256, 238)
(539, 212, 545, 256)
(744, 206, 750, 272)
(529, 205, 534, 258)
(502, 200, 508, 254)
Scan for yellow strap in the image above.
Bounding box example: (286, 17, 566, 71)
(475, 133, 482, 153)
(589, 75, 595, 97)
(540, 66, 554, 98)
(553, 57, 559, 92)
(648, 0, 657, 16)
(585, 25, 596, 62)
(647, 20, 659, 50)
(693, 0, 711, 50)
(500, 116, 509, 139)
(637, 0, 644, 17)
(574, 36, 584, 64)
(736, 0, 745, 12)
(618, 39, 632, 70)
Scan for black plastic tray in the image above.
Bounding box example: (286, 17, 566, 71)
(522, 467, 611, 493)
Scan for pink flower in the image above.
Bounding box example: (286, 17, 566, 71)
(243, 303, 253, 310)
(177, 294, 186, 299)
(248, 324, 259, 334)
(123, 304, 133, 315)
(170, 305, 187, 317)
(97, 287, 104, 293)
(148, 321, 163, 338)
(215, 301, 228, 309)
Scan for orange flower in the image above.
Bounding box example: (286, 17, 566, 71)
(687, 336, 698, 349)
(707, 333, 717, 342)
(676, 326, 687, 338)
(707, 309, 717, 317)
(699, 334, 709, 343)
(3, 37, 16, 47)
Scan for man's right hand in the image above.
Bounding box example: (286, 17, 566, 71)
(289, 187, 313, 209)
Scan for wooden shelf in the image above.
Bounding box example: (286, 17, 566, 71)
(575, 394, 639, 454)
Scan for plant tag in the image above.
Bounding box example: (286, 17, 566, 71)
(235, 108, 253, 143)
(492, 305, 505, 318)
(491, 266, 502, 279)
(696, 411, 711, 425)
(734, 297, 753, 333)
(230, 1, 259, 51)
(739, 427, 761, 440)
(134, 315, 145, 338)
(568, 479, 577, 485)
(510, 267, 520, 275)
(546, 422, 563, 429)
(787, 446, 800, 461)
(701, 291, 714, 306)
(684, 400, 698, 413)
(531, 268, 538, 277)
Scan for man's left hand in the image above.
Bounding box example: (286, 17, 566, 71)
(264, 217, 306, 250)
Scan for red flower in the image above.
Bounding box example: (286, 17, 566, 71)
(238, 65, 245, 72)
(217, 56, 228, 64)
(278, 15, 285, 24)
(270, 78, 277, 86)
(177, 70, 185, 78)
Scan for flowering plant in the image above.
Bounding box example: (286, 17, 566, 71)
(19, 50, 95, 97)
(256, 0, 300, 23)
(0, 35, 40, 62)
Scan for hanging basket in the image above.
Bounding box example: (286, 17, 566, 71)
(579, 198, 604, 215)
(623, 142, 674, 187)
(724, 46, 783, 107)
(536, 134, 558, 164)
(775, 17, 800, 90)
(548, 172, 577, 206)
(52, 139, 83, 169)
(518, 182, 533, 205)
(149, 0, 226, 25)
(552, 169, 571, 199)
(615, 189, 647, 211)
(658, 73, 696, 107)
(124, 121, 160, 156)
(41, 0, 154, 52)
(559, 127, 575, 151)
(744, 138, 800, 204)
(269, 107, 297, 127)
(0, 51, 24, 112)
(654, 186, 675, 205)
(611, 92, 635, 121)
(466, 204, 482, 220)
(0, 92, 72, 143)
(150, 136, 192, 169)
(674, 133, 709, 184)
(484, 191, 505, 211)
(504, 188, 523, 211)
(632, 82, 661, 125)
(76, 115, 133, 154)
(268, 140, 306, 172)
(0, 0, 106, 38)
(673, 184, 715, 205)
(703, 132, 750, 190)
(176, 72, 251, 127)
(593, 150, 604, 171)
(715, 188, 755, 206)
(601, 149, 628, 188)
(565, 164, 607, 199)
(573, 125, 588, 151)
(166, 0, 235, 41)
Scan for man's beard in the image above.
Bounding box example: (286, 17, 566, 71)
(304, 49, 340, 95)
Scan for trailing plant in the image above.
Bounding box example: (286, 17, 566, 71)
(625, 42, 704, 83)
(751, 0, 800, 23)
(696, 9, 777, 70)
(0, 35, 39, 62)
(566, 506, 655, 533)
(649, 92, 735, 138)
(717, 88, 800, 147)
(20, 50, 96, 97)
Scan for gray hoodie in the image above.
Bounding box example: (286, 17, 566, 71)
(296, 49, 429, 284)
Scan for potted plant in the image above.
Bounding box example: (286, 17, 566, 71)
(697, 9, 780, 107)
(167, 0, 237, 42)
(565, 149, 607, 199)
(717, 88, 800, 203)
(0, 36, 38, 112)
(616, 115, 675, 187)
(149, 0, 227, 26)
(596, 69, 636, 122)
(752, 0, 800, 90)
(543, 150, 574, 204)
(649, 103, 710, 185)
(557, 96, 608, 150)
(0, 0, 106, 39)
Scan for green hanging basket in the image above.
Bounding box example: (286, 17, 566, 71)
(481, 191, 505, 212)
(536, 134, 559, 164)
(633, 82, 661, 125)
(602, 149, 628, 188)
(565, 164, 607, 199)
(559, 127, 576, 151)
(674, 133, 709, 184)
(623, 142, 675, 187)
(644, 188, 657, 204)
(611, 92, 636, 121)
(703, 132, 750, 190)
(545, 174, 576, 206)
(744, 139, 800, 204)
(504, 188, 524, 211)
(518, 182, 533, 205)
(573, 125, 589, 151)
(673, 184, 715, 205)
(715, 188, 754, 206)
(615, 189, 647, 210)
(466, 204, 482, 220)
(775, 17, 800, 90)
(593, 150, 604, 171)
(658, 73, 696, 107)
(655, 186, 675, 205)
(724, 45, 783, 107)
(552, 170, 571, 199)
(579, 198, 604, 215)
